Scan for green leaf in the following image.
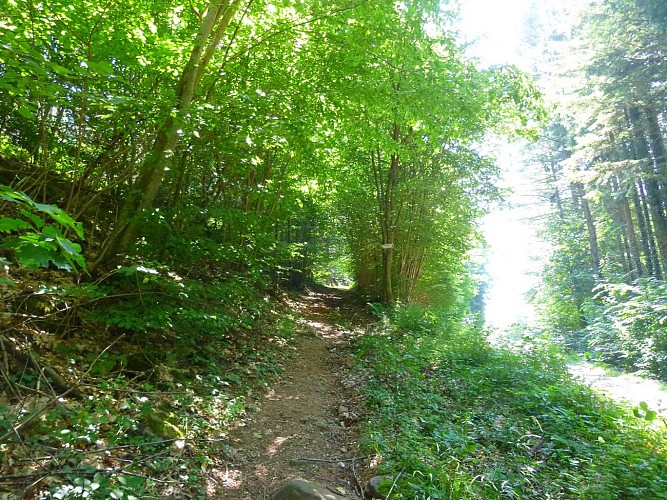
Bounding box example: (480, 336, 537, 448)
(0, 185, 32, 204)
(14, 243, 56, 269)
(87, 60, 114, 75)
(50, 62, 71, 76)
(57, 236, 82, 256)
(33, 202, 84, 238)
(645, 410, 657, 422)
(41, 226, 86, 270)
(16, 106, 35, 120)
(19, 209, 44, 229)
(49, 254, 73, 271)
(0, 217, 30, 232)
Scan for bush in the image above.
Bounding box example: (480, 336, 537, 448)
(584, 279, 667, 379)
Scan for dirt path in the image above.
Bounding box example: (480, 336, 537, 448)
(205, 289, 365, 499)
(568, 362, 667, 418)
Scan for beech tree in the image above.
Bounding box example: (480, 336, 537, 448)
(94, 0, 244, 266)
(307, 3, 542, 302)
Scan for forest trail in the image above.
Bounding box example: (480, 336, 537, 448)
(569, 362, 667, 418)
(205, 288, 365, 499)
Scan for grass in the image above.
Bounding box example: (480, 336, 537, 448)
(354, 305, 667, 499)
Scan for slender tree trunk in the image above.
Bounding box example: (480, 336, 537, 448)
(643, 175, 667, 273)
(572, 183, 601, 275)
(93, 0, 240, 269)
(607, 131, 643, 278)
(638, 180, 663, 279)
(620, 198, 642, 278)
(612, 176, 643, 278)
(380, 153, 400, 304)
(632, 182, 656, 277)
(371, 144, 398, 303)
(617, 233, 631, 278)
(645, 106, 667, 198)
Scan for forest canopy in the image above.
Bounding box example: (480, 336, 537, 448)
(0, 0, 541, 304)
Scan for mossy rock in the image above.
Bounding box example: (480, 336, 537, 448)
(368, 476, 393, 499)
(141, 409, 184, 439)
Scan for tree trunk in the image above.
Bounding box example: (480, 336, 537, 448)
(645, 106, 667, 196)
(613, 176, 643, 278)
(573, 182, 601, 275)
(628, 106, 667, 272)
(632, 182, 656, 277)
(620, 197, 643, 278)
(617, 233, 631, 278)
(382, 244, 394, 303)
(637, 180, 663, 278)
(371, 142, 399, 303)
(93, 0, 239, 269)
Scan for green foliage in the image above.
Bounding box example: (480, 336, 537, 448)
(355, 304, 667, 498)
(9, 375, 246, 499)
(633, 401, 659, 423)
(0, 0, 541, 304)
(328, 28, 540, 301)
(87, 263, 275, 371)
(0, 185, 86, 271)
(1, 263, 298, 497)
(582, 279, 667, 379)
(533, 197, 599, 341)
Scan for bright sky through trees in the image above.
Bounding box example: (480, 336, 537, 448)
(459, 0, 534, 68)
(459, 0, 543, 328)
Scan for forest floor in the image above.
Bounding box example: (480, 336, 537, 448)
(568, 360, 667, 419)
(205, 288, 367, 499)
(201, 288, 667, 499)
(3, 280, 666, 499)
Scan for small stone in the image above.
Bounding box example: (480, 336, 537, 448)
(338, 405, 349, 417)
(221, 445, 238, 460)
(315, 420, 331, 430)
(273, 479, 347, 499)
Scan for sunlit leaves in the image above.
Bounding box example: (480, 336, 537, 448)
(0, 185, 86, 271)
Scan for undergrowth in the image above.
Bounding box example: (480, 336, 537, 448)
(355, 304, 667, 499)
(0, 262, 298, 498)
